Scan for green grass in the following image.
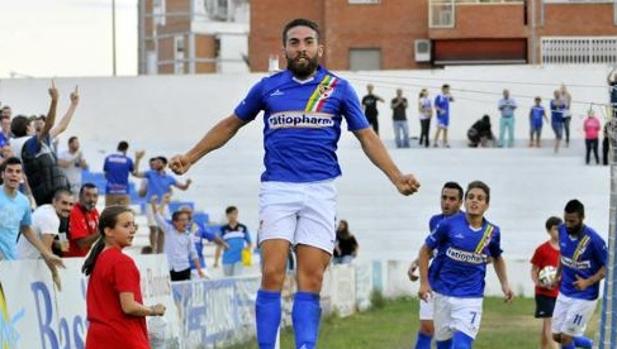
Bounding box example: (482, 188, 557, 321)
(228, 296, 600, 349)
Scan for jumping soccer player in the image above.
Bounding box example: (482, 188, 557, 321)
(418, 181, 513, 349)
(169, 18, 420, 349)
(408, 181, 464, 349)
(551, 200, 607, 349)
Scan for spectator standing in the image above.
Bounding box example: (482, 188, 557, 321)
(0, 157, 64, 280)
(150, 197, 204, 281)
(608, 67, 617, 119)
(498, 89, 517, 148)
(530, 216, 561, 349)
(65, 183, 100, 257)
(103, 142, 142, 206)
(333, 220, 358, 264)
(0, 114, 10, 148)
(418, 89, 432, 148)
(529, 97, 549, 148)
(134, 155, 192, 253)
(58, 136, 89, 196)
(214, 206, 252, 276)
(583, 109, 601, 165)
(433, 84, 454, 148)
(602, 124, 610, 166)
(361, 84, 384, 135)
(82, 206, 166, 349)
(550, 90, 566, 154)
(10, 83, 79, 205)
(391, 88, 410, 148)
(560, 84, 573, 147)
(1, 106, 12, 120)
(16, 189, 73, 259)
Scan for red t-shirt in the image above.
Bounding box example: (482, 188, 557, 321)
(530, 241, 560, 298)
(85, 247, 149, 349)
(65, 204, 100, 257)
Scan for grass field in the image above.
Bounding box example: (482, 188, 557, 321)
(228, 296, 600, 349)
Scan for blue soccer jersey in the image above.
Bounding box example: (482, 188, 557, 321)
(426, 213, 502, 298)
(530, 105, 545, 127)
(233, 66, 370, 183)
(220, 223, 251, 265)
(434, 94, 450, 118)
(103, 153, 134, 195)
(558, 224, 607, 300)
(550, 100, 564, 124)
(427, 212, 462, 284)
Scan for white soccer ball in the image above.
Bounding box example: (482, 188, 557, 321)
(539, 266, 557, 287)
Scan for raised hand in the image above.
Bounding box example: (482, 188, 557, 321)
(169, 154, 192, 175)
(70, 85, 80, 105)
(394, 174, 420, 196)
(49, 80, 59, 101)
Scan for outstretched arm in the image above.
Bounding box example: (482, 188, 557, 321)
(39, 81, 59, 142)
(50, 86, 79, 139)
(170, 115, 248, 174)
(353, 128, 420, 195)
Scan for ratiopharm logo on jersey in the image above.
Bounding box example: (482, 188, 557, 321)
(268, 111, 334, 129)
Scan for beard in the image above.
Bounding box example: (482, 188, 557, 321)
(566, 224, 582, 236)
(287, 53, 319, 79)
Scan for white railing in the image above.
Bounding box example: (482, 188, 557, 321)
(541, 36, 617, 65)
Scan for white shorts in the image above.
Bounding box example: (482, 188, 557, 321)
(146, 204, 170, 227)
(551, 293, 597, 337)
(433, 292, 483, 341)
(258, 180, 337, 254)
(419, 294, 434, 320)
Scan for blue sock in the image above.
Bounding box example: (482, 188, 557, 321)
(255, 290, 281, 349)
(292, 291, 321, 349)
(561, 342, 575, 349)
(436, 339, 453, 349)
(415, 332, 433, 349)
(573, 336, 593, 348)
(452, 331, 473, 349)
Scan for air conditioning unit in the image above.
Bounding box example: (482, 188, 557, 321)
(415, 39, 431, 62)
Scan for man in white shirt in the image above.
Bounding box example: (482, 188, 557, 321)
(58, 136, 89, 196)
(16, 189, 74, 259)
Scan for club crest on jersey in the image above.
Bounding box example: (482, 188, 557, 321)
(268, 111, 335, 129)
(305, 75, 338, 113)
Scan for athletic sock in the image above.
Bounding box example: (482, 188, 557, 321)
(436, 338, 453, 349)
(255, 289, 281, 349)
(573, 336, 593, 348)
(292, 291, 321, 349)
(452, 331, 474, 349)
(414, 332, 432, 349)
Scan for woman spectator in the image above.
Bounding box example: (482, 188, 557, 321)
(559, 83, 572, 147)
(418, 89, 432, 148)
(82, 206, 166, 349)
(333, 220, 358, 264)
(583, 109, 601, 165)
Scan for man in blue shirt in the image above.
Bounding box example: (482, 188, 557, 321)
(103, 141, 143, 206)
(134, 155, 191, 253)
(214, 206, 251, 276)
(408, 181, 463, 349)
(169, 18, 420, 349)
(433, 84, 454, 148)
(551, 200, 606, 349)
(497, 89, 517, 148)
(418, 181, 513, 349)
(529, 97, 548, 148)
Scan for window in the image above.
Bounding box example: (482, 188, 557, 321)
(174, 35, 185, 74)
(349, 48, 381, 71)
(430, 0, 455, 28)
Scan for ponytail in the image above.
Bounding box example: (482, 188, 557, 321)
(82, 237, 105, 276)
(81, 205, 133, 276)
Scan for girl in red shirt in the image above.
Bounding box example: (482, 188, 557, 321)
(82, 206, 166, 349)
(530, 216, 562, 349)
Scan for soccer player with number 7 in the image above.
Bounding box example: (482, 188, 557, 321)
(418, 181, 513, 349)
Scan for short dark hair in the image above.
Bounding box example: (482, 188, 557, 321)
(79, 182, 98, 195)
(117, 141, 129, 152)
(565, 199, 585, 217)
(465, 180, 490, 203)
(225, 206, 238, 215)
(282, 18, 320, 44)
(545, 216, 563, 231)
(2, 156, 22, 169)
(53, 188, 72, 201)
(172, 210, 189, 222)
(157, 156, 168, 165)
(442, 84, 450, 89)
(10, 115, 31, 137)
(442, 181, 464, 201)
(149, 157, 157, 163)
(68, 136, 78, 145)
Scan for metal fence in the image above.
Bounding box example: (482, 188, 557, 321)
(541, 37, 617, 65)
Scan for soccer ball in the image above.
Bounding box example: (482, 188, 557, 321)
(539, 266, 557, 287)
